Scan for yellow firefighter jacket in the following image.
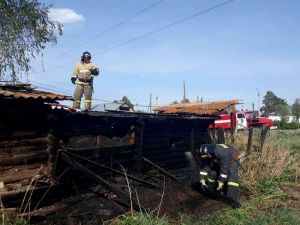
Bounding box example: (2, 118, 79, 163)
(72, 62, 99, 85)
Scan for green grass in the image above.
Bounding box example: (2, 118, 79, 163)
(274, 129, 300, 153)
(288, 129, 300, 153)
(106, 206, 300, 225)
(106, 213, 170, 225)
(195, 206, 300, 225)
(1, 217, 27, 225)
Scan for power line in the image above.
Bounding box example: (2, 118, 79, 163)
(32, 0, 237, 74)
(47, 0, 165, 61)
(93, 0, 237, 56)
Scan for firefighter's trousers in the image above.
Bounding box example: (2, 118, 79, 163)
(73, 84, 92, 110)
(205, 161, 240, 201)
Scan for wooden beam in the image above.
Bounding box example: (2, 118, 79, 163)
(61, 153, 142, 211)
(142, 157, 179, 181)
(0, 151, 48, 167)
(64, 150, 159, 189)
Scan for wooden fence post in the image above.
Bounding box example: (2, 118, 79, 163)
(217, 128, 225, 144)
(47, 129, 59, 176)
(230, 112, 235, 144)
(246, 127, 254, 156)
(260, 125, 269, 152)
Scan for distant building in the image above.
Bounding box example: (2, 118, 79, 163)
(92, 102, 134, 112)
(283, 115, 300, 123)
(266, 113, 281, 121)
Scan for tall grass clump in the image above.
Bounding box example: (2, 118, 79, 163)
(227, 130, 299, 195)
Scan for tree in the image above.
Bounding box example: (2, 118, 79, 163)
(181, 98, 190, 103)
(261, 91, 288, 115)
(0, 0, 62, 81)
(292, 98, 300, 122)
(274, 104, 289, 117)
(121, 96, 133, 109)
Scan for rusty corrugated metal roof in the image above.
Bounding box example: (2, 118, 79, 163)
(0, 84, 72, 101)
(154, 100, 241, 115)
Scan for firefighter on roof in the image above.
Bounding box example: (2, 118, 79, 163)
(196, 143, 240, 201)
(71, 51, 99, 111)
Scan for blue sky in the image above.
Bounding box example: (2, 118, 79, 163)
(26, 0, 300, 111)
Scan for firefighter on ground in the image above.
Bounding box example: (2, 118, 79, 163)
(196, 144, 240, 201)
(71, 51, 99, 110)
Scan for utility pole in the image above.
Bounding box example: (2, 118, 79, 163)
(149, 93, 152, 113)
(257, 88, 260, 116)
(183, 81, 186, 101)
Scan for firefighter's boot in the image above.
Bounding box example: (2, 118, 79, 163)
(85, 99, 92, 111)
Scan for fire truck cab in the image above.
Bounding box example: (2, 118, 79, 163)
(209, 110, 273, 130)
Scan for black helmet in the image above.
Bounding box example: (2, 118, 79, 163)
(199, 144, 215, 156)
(81, 51, 91, 61)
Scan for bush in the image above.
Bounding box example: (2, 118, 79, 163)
(273, 120, 300, 130)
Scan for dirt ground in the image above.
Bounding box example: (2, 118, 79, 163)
(34, 172, 232, 225)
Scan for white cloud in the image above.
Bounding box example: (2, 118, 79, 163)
(49, 8, 85, 24)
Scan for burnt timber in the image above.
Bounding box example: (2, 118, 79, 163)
(0, 84, 215, 218)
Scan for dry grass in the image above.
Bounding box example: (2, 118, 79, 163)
(225, 129, 300, 195)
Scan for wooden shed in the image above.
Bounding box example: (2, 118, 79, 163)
(0, 84, 215, 216)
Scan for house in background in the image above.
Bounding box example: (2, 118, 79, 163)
(283, 115, 300, 123)
(92, 102, 134, 112)
(267, 113, 300, 123)
(266, 113, 281, 121)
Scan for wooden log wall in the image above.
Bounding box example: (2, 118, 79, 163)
(0, 136, 48, 183)
(0, 98, 68, 209)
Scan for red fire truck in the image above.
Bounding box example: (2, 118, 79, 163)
(209, 110, 274, 130)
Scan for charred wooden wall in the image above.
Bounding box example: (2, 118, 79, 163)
(0, 99, 59, 188)
(0, 99, 213, 211)
(135, 117, 211, 170)
(55, 112, 213, 173)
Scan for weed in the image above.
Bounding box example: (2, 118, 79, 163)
(107, 212, 170, 225)
(1, 216, 28, 225)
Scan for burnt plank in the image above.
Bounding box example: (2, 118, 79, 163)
(0, 151, 48, 167)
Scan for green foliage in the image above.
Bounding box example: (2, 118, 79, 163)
(287, 129, 300, 153)
(256, 168, 297, 195)
(199, 205, 300, 225)
(291, 98, 300, 121)
(261, 91, 288, 115)
(274, 104, 290, 117)
(109, 213, 169, 225)
(1, 217, 28, 225)
(201, 204, 254, 225)
(0, 0, 63, 81)
(249, 207, 300, 225)
(178, 214, 199, 225)
(121, 96, 134, 108)
(273, 120, 300, 130)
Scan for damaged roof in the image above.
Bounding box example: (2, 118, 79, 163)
(154, 100, 241, 115)
(0, 83, 72, 102)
